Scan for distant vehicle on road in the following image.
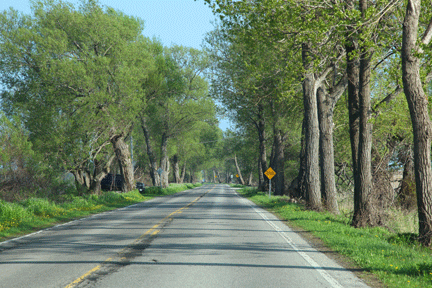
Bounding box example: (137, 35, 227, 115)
(101, 173, 123, 191)
(136, 182, 145, 193)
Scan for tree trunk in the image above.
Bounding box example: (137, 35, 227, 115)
(190, 170, 195, 183)
(247, 171, 253, 186)
(234, 154, 245, 185)
(352, 0, 377, 228)
(258, 156, 264, 190)
(302, 42, 321, 211)
(180, 163, 186, 184)
(317, 85, 341, 214)
(270, 129, 285, 196)
(72, 169, 86, 192)
(371, 138, 398, 213)
(83, 170, 91, 189)
(160, 132, 170, 188)
(402, 0, 432, 246)
(172, 154, 180, 184)
(90, 155, 115, 194)
(290, 119, 307, 199)
(117, 158, 124, 183)
(141, 117, 159, 186)
(399, 149, 416, 210)
(345, 0, 362, 226)
(257, 104, 268, 191)
(213, 170, 216, 183)
(109, 130, 134, 192)
(72, 164, 93, 192)
(345, 12, 361, 217)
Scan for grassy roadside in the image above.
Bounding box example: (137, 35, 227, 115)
(237, 187, 432, 288)
(0, 183, 202, 242)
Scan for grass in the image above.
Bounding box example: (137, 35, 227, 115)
(0, 182, 202, 241)
(237, 187, 432, 288)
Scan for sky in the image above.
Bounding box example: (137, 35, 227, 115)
(0, 0, 232, 130)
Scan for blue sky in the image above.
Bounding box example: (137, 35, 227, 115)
(0, 0, 231, 130)
(0, 0, 215, 49)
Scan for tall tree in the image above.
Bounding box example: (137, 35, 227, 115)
(317, 77, 347, 214)
(351, 0, 376, 227)
(401, 0, 432, 246)
(0, 0, 155, 192)
(141, 45, 215, 187)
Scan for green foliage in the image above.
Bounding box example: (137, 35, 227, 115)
(144, 186, 164, 195)
(0, 0, 156, 194)
(0, 112, 58, 199)
(0, 200, 34, 226)
(0, 112, 35, 173)
(20, 198, 63, 218)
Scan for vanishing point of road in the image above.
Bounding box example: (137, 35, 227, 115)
(0, 184, 370, 287)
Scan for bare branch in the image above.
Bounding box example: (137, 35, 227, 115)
(421, 17, 432, 45)
(372, 85, 403, 114)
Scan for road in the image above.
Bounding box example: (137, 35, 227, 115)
(0, 184, 370, 287)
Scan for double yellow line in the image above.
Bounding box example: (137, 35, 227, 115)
(65, 190, 209, 288)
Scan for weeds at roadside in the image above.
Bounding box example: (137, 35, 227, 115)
(0, 183, 201, 241)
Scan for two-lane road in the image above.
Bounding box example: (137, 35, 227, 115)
(0, 184, 370, 287)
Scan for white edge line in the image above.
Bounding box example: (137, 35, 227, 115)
(237, 194, 343, 288)
(0, 201, 145, 247)
(1, 189, 196, 247)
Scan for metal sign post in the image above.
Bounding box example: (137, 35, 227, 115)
(264, 167, 276, 198)
(269, 179, 271, 197)
(157, 168, 163, 188)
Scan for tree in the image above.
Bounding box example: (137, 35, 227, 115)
(317, 77, 347, 214)
(140, 45, 215, 187)
(401, 0, 432, 246)
(341, 0, 408, 227)
(0, 113, 41, 199)
(0, 0, 155, 192)
(205, 23, 300, 195)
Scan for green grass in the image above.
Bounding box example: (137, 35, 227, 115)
(238, 187, 432, 288)
(0, 183, 202, 241)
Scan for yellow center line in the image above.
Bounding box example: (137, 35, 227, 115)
(64, 186, 213, 288)
(64, 265, 101, 288)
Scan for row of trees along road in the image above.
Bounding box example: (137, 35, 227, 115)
(203, 0, 432, 246)
(0, 1, 222, 197)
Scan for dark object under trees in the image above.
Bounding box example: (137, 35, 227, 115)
(101, 173, 124, 191)
(136, 182, 145, 193)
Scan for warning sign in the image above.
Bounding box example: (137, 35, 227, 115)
(264, 167, 276, 180)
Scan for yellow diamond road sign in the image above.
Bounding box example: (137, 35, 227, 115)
(264, 167, 276, 180)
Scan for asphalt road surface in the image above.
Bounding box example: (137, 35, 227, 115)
(0, 184, 370, 288)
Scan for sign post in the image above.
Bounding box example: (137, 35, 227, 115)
(157, 168, 163, 188)
(264, 167, 276, 198)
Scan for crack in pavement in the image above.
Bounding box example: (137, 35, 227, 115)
(71, 190, 211, 288)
